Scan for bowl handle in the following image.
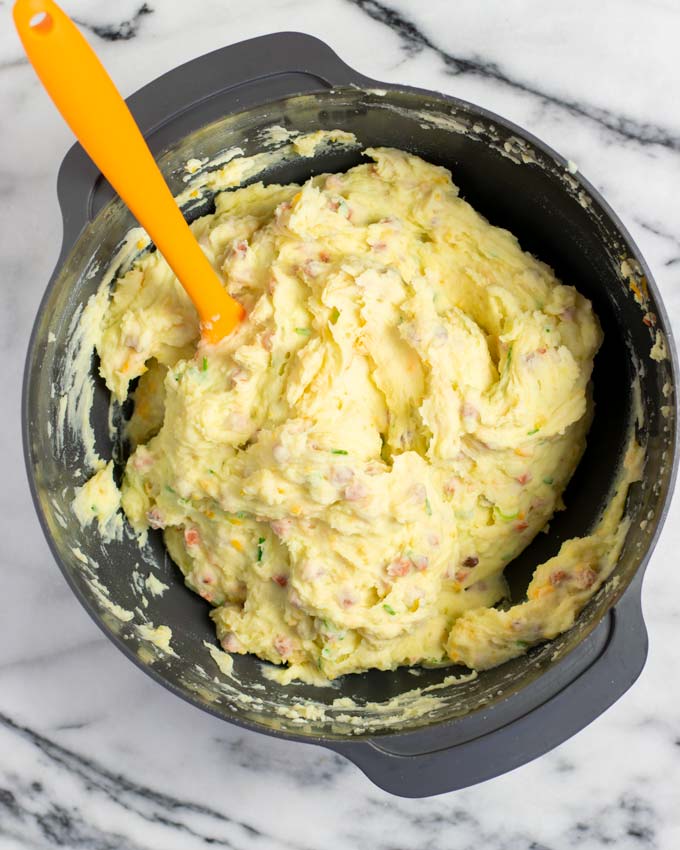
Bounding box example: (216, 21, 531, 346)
(55, 32, 376, 249)
(328, 574, 648, 798)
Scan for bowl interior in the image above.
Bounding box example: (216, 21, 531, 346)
(25, 88, 676, 739)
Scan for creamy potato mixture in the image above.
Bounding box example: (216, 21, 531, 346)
(77, 145, 636, 682)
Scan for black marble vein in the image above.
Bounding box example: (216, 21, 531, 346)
(0, 709, 306, 850)
(73, 3, 153, 42)
(347, 0, 680, 153)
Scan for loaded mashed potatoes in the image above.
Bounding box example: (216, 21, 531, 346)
(78, 144, 636, 681)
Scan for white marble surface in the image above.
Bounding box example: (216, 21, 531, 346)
(2, 0, 680, 847)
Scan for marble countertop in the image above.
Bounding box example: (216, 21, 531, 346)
(2, 0, 680, 847)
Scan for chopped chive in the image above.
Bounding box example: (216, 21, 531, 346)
(294, 327, 311, 336)
(505, 343, 513, 368)
(424, 497, 432, 516)
(331, 449, 348, 455)
(91, 504, 97, 512)
(164, 485, 176, 494)
(495, 506, 519, 522)
(329, 306, 340, 324)
(527, 428, 540, 435)
(236, 511, 248, 519)
(383, 604, 396, 615)
(175, 374, 181, 382)
(208, 469, 216, 475)
(202, 356, 208, 372)
(257, 537, 265, 562)
(543, 476, 554, 485)
(516, 640, 529, 649)
(321, 646, 332, 658)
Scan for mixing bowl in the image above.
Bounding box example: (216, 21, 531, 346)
(23, 33, 678, 796)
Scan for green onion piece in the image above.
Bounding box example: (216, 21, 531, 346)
(329, 306, 340, 324)
(236, 511, 248, 519)
(208, 469, 216, 475)
(257, 537, 265, 562)
(495, 505, 519, 521)
(424, 497, 432, 516)
(91, 505, 97, 512)
(294, 327, 311, 336)
(527, 427, 540, 435)
(202, 356, 208, 371)
(383, 604, 396, 616)
(516, 640, 529, 649)
(164, 485, 176, 495)
(331, 449, 348, 455)
(543, 476, 554, 485)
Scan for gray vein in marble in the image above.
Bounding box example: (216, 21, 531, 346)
(0, 710, 308, 850)
(72, 2, 153, 43)
(348, 0, 680, 152)
(0, 636, 107, 673)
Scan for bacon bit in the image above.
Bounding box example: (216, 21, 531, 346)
(515, 520, 529, 532)
(272, 574, 288, 588)
(387, 557, 411, 577)
(575, 567, 598, 589)
(271, 518, 293, 537)
(344, 481, 368, 501)
(331, 466, 353, 486)
(461, 402, 479, 421)
(319, 250, 330, 262)
(537, 346, 547, 355)
(463, 556, 479, 568)
(516, 472, 532, 485)
(412, 555, 429, 572)
(444, 478, 457, 496)
(221, 633, 244, 653)
(339, 592, 357, 608)
(184, 527, 200, 547)
(146, 507, 165, 530)
(642, 312, 657, 327)
(550, 569, 568, 586)
(370, 241, 387, 251)
(273, 635, 293, 658)
(455, 568, 470, 583)
(132, 451, 153, 471)
(233, 239, 248, 258)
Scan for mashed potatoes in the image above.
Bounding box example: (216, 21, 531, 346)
(81, 145, 632, 682)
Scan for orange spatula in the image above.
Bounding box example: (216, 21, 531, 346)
(14, 0, 244, 344)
